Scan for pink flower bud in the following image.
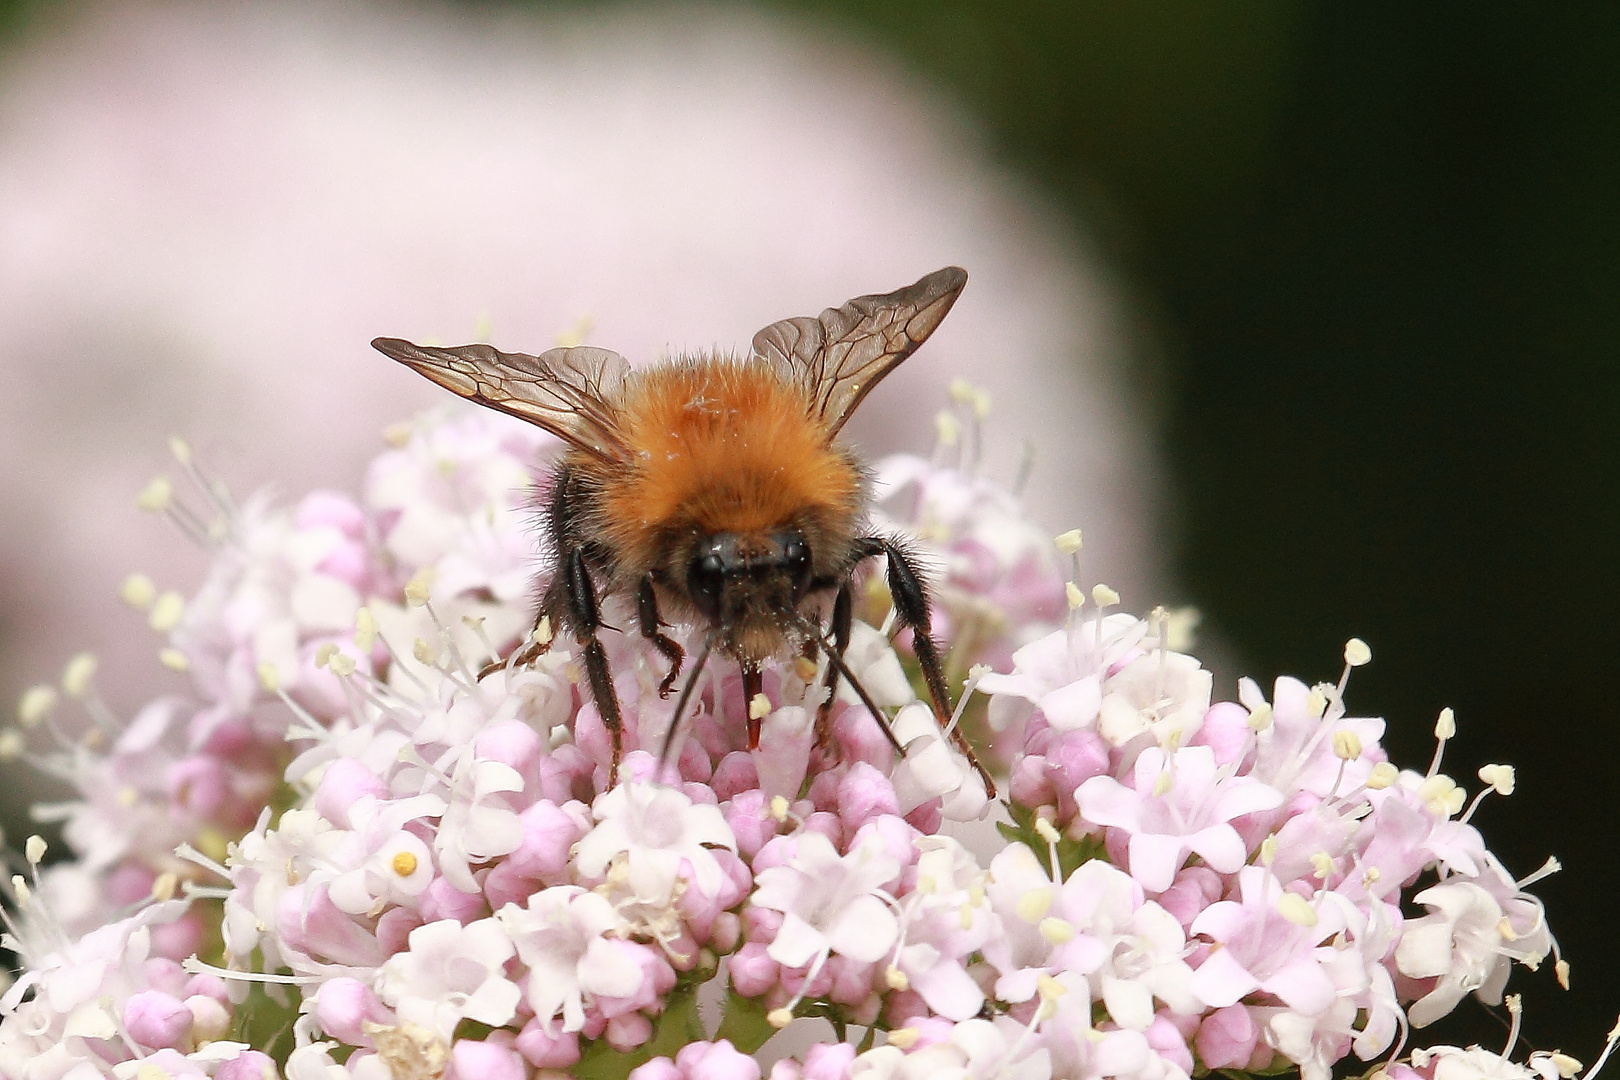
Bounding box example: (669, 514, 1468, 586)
(1009, 754, 1056, 810)
(168, 755, 230, 817)
(141, 957, 188, 996)
(107, 863, 157, 906)
(1147, 1011, 1194, 1073)
(595, 940, 670, 1018)
(1191, 701, 1253, 767)
(677, 1040, 761, 1080)
(1156, 866, 1224, 930)
(375, 906, 423, 954)
(803, 811, 843, 847)
(836, 762, 900, 832)
(803, 1042, 856, 1080)
(1046, 729, 1110, 797)
(709, 911, 742, 953)
(276, 885, 385, 967)
(183, 971, 230, 1005)
(446, 1038, 526, 1080)
(295, 490, 366, 537)
(214, 1050, 279, 1080)
(313, 759, 387, 827)
(722, 790, 778, 860)
(850, 815, 917, 878)
(826, 955, 876, 1006)
(1195, 1004, 1259, 1070)
(123, 989, 192, 1049)
(728, 941, 780, 996)
(313, 977, 393, 1046)
(420, 875, 488, 924)
(711, 752, 759, 801)
(628, 1058, 683, 1080)
(605, 1011, 654, 1051)
(769, 1060, 804, 1080)
(484, 799, 584, 907)
(150, 911, 205, 962)
(515, 1018, 581, 1069)
(475, 719, 544, 778)
(186, 994, 230, 1043)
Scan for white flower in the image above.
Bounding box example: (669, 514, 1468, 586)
(752, 831, 901, 967)
(496, 886, 643, 1034)
(575, 782, 736, 901)
(430, 752, 526, 894)
(374, 918, 521, 1039)
(1397, 881, 1521, 1027)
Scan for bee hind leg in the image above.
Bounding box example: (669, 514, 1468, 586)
(637, 576, 685, 698)
(862, 535, 998, 799)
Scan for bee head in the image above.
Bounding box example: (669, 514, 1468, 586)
(686, 530, 813, 629)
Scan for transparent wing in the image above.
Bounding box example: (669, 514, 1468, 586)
(751, 266, 968, 439)
(372, 338, 632, 462)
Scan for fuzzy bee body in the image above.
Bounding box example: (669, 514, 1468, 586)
(374, 267, 992, 793)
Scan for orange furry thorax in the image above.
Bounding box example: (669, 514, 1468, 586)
(594, 358, 862, 552)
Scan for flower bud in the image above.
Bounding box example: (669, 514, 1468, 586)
(123, 989, 192, 1049)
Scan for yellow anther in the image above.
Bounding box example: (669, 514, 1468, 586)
(61, 653, 96, 698)
(1366, 761, 1399, 790)
(1039, 917, 1076, 944)
(532, 616, 554, 646)
(355, 608, 379, 651)
(412, 638, 436, 665)
(18, 686, 56, 727)
(151, 873, 179, 902)
(136, 476, 173, 512)
(404, 568, 436, 607)
(1259, 834, 1278, 865)
(769, 796, 790, 822)
(1015, 888, 1053, 923)
(0, 730, 24, 761)
(1276, 892, 1318, 927)
(383, 422, 414, 447)
(1557, 960, 1572, 990)
(1065, 582, 1084, 610)
(1033, 817, 1061, 844)
(1247, 703, 1274, 732)
(1478, 763, 1516, 796)
(24, 835, 46, 864)
(1332, 730, 1363, 761)
(315, 643, 340, 668)
(887, 1028, 920, 1051)
(1152, 771, 1173, 797)
(1343, 638, 1372, 667)
(149, 591, 185, 632)
(257, 662, 280, 693)
(1053, 529, 1083, 554)
(1550, 1053, 1582, 1079)
(749, 693, 771, 721)
(1306, 687, 1328, 718)
(1091, 583, 1120, 607)
(328, 653, 357, 677)
(1310, 852, 1334, 880)
(1435, 706, 1456, 740)
(885, 966, 910, 991)
(158, 648, 190, 672)
(793, 656, 819, 682)
(120, 573, 158, 610)
(1036, 973, 1067, 1001)
(767, 1008, 794, 1029)
(947, 377, 977, 405)
(934, 410, 961, 447)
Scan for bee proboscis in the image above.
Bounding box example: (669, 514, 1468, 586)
(373, 267, 992, 794)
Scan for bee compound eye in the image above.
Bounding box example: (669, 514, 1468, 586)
(687, 551, 726, 622)
(780, 533, 812, 598)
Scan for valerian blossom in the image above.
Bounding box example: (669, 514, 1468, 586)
(0, 401, 1597, 1080)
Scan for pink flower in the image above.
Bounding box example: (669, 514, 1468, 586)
(1077, 745, 1283, 892)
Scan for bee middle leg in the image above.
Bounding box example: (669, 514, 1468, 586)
(637, 577, 685, 698)
(557, 547, 627, 788)
(476, 607, 557, 681)
(859, 535, 998, 799)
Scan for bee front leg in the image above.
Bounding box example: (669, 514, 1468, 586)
(812, 582, 854, 755)
(863, 536, 998, 799)
(476, 607, 557, 681)
(559, 547, 627, 789)
(637, 577, 685, 698)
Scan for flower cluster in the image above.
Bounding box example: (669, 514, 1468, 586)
(0, 400, 1596, 1080)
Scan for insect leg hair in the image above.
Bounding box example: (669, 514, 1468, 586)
(861, 535, 998, 799)
(559, 547, 628, 788)
(657, 634, 716, 782)
(637, 576, 686, 698)
(794, 615, 906, 757)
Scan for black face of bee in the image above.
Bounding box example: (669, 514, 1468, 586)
(687, 530, 814, 626)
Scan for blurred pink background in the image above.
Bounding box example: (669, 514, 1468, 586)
(0, 1, 1157, 727)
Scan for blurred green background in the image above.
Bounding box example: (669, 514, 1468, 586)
(3, 0, 1613, 1058)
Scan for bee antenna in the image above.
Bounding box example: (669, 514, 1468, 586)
(794, 616, 907, 759)
(657, 633, 716, 782)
